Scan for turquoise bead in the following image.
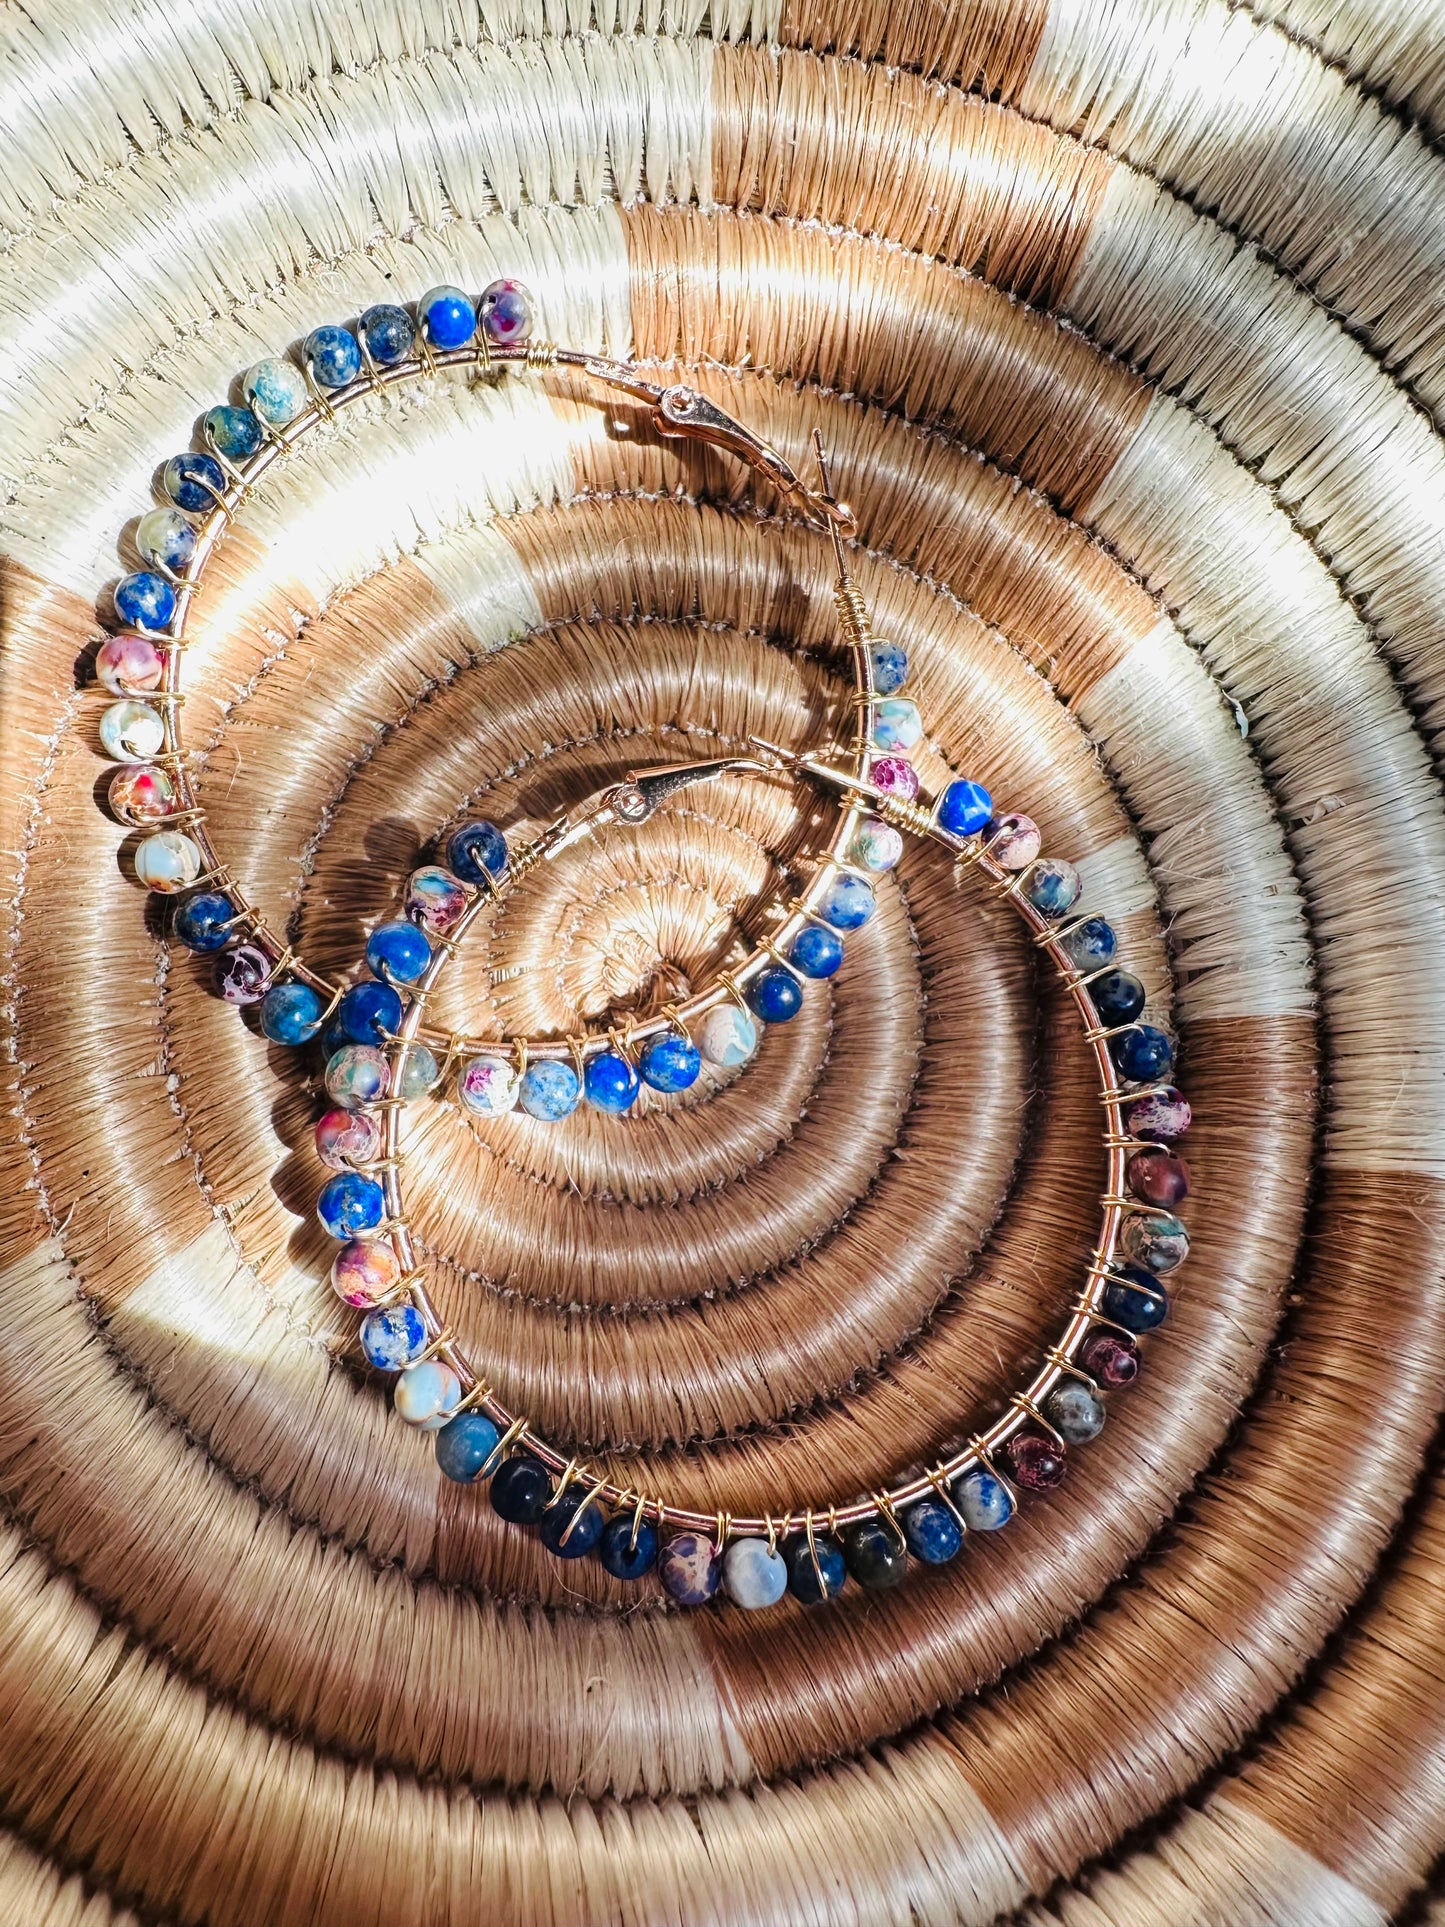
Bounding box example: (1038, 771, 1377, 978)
(952, 1465, 1014, 1531)
(243, 356, 309, 427)
(259, 980, 323, 1044)
(202, 405, 263, 460)
(398, 1044, 439, 1099)
(435, 1410, 501, 1483)
(519, 1059, 581, 1120)
(817, 872, 875, 930)
(698, 1004, 758, 1068)
(872, 698, 922, 753)
(639, 1033, 701, 1093)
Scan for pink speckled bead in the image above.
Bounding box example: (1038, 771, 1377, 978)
(1125, 1087, 1192, 1139)
(871, 755, 920, 801)
(986, 812, 1042, 871)
(405, 865, 469, 936)
(331, 1237, 403, 1308)
(315, 1106, 383, 1171)
(108, 763, 176, 824)
(96, 633, 166, 695)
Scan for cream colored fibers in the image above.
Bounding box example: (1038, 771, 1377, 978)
(2, 0, 1444, 1922)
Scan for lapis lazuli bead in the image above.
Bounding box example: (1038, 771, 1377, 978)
(337, 979, 404, 1047)
(202, 404, 264, 461)
(783, 1532, 847, 1604)
(172, 891, 237, 952)
(357, 303, 416, 366)
(639, 1033, 701, 1093)
(360, 1302, 427, 1371)
(599, 1514, 660, 1580)
(745, 966, 804, 1024)
(419, 285, 476, 348)
(366, 919, 431, 984)
(135, 508, 197, 572)
(817, 872, 875, 930)
(304, 324, 362, 389)
(1062, 917, 1116, 972)
(317, 1169, 386, 1240)
(519, 1059, 581, 1120)
(584, 1049, 639, 1113)
(952, 1466, 1014, 1531)
(936, 779, 992, 838)
(903, 1498, 962, 1565)
(435, 1410, 501, 1483)
(1023, 857, 1081, 918)
(1091, 969, 1146, 1027)
(843, 1518, 908, 1590)
(789, 923, 844, 980)
(490, 1455, 553, 1523)
(1100, 1263, 1169, 1332)
(869, 639, 908, 694)
(259, 979, 324, 1045)
(162, 451, 225, 512)
(539, 1490, 606, 1559)
(447, 819, 508, 885)
(114, 571, 176, 631)
(1110, 1023, 1174, 1084)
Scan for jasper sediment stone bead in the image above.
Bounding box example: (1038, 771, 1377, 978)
(1004, 1432, 1067, 1491)
(659, 1531, 721, 1605)
(1121, 1209, 1190, 1273)
(1044, 1378, 1106, 1444)
(1127, 1149, 1191, 1206)
(1079, 1329, 1140, 1386)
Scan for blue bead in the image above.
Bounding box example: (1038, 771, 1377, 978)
(639, 1032, 701, 1093)
(304, 324, 361, 388)
(1110, 1023, 1174, 1084)
(419, 285, 476, 349)
(435, 1410, 502, 1483)
(162, 451, 226, 512)
(1091, 969, 1146, 1026)
(599, 1514, 659, 1580)
(817, 872, 876, 931)
(936, 779, 993, 837)
(783, 1532, 847, 1603)
(202, 405, 263, 460)
(135, 509, 198, 572)
(519, 1059, 581, 1120)
(1061, 917, 1116, 971)
(952, 1466, 1014, 1531)
(1100, 1263, 1169, 1332)
(584, 1049, 639, 1113)
(172, 891, 237, 953)
(360, 1302, 427, 1371)
(319, 1017, 349, 1060)
(337, 980, 404, 1046)
(745, 965, 804, 1023)
(490, 1454, 553, 1523)
(789, 923, 844, 980)
(358, 303, 416, 366)
(903, 1498, 963, 1565)
(447, 819, 508, 884)
(113, 571, 176, 631)
(260, 979, 323, 1045)
(869, 640, 909, 694)
(366, 919, 431, 984)
(317, 1170, 386, 1239)
(539, 1489, 606, 1559)
(1022, 858, 1082, 919)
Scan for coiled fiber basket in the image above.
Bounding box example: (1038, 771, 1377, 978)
(3, 2, 1445, 1922)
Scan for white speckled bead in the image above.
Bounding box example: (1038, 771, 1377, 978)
(850, 818, 903, 873)
(135, 508, 198, 572)
(458, 1056, 519, 1116)
(134, 829, 202, 892)
(394, 1358, 462, 1430)
(699, 1003, 759, 1069)
(723, 1537, 788, 1609)
(99, 699, 165, 762)
(872, 698, 923, 753)
(242, 356, 309, 428)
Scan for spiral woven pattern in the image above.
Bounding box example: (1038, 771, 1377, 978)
(3, 2, 1445, 1920)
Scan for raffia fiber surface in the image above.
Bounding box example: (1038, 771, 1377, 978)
(3, 2, 1445, 1922)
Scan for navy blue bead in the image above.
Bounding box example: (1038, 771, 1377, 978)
(783, 1533, 847, 1604)
(789, 923, 844, 980)
(843, 1518, 908, 1590)
(319, 1017, 349, 1060)
(162, 451, 226, 513)
(202, 405, 264, 461)
(538, 1490, 606, 1559)
(936, 779, 993, 837)
(317, 1170, 385, 1239)
(114, 571, 176, 631)
(639, 1032, 701, 1092)
(366, 919, 431, 985)
(358, 303, 417, 366)
(1109, 1023, 1174, 1084)
(745, 965, 804, 1023)
(584, 1049, 639, 1113)
(337, 979, 404, 1046)
(435, 1410, 502, 1483)
(1062, 917, 1116, 972)
(172, 891, 237, 953)
(259, 979, 323, 1044)
(304, 324, 362, 389)
(1090, 969, 1146, 1026)
(447, 820, 508, 884)
(490, 1455, 554, 1524)
(1101, 1263, 1169, 1332)
(419, 285, 476, 349)
(599, 1514, 659, 1580)
(903, 1498, 963, 1565)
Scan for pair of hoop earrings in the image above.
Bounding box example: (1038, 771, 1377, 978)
(93, 282, 1193, 1610)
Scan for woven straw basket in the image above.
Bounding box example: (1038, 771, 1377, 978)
(3, 1, 1445, 1921)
